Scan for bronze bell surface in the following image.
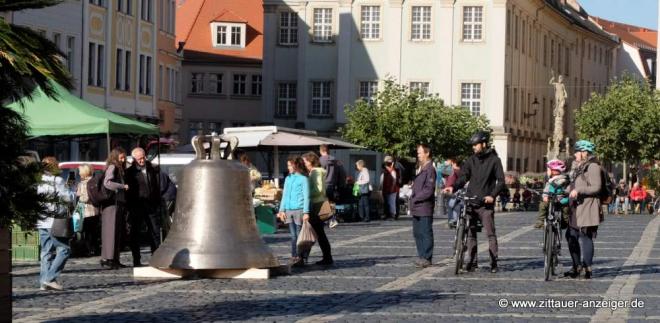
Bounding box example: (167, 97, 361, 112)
(149, 134, 280, 271)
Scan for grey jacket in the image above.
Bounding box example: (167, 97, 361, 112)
(570, 159, 602, 228)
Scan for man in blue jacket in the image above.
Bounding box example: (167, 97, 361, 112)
(444, 131, 505, 273)
(410, 144, 437, 268)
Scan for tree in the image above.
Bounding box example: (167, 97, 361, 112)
(575, 74, 660, 183)
(0, 0, 74, 229)
(340, 79, 490, 160)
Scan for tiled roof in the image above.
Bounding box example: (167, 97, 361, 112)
(592, 17, 657, 51)
(545, 0, 619, 44)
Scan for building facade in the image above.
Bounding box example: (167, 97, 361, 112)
(262, 0, 618, 172)
(14, 0, 181, 134)
(176, 0, 264, 142)
(12, 0, 84, 96)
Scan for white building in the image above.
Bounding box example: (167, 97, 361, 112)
(12, 0, 84, 96)
(263, 0, 618, 172)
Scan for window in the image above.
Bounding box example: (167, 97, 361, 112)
(558, 43, 562, 75)
(313, 8, 332, 42)
(117, 0, 131, 14)
(461, 83, 481, 116)
(521, 20, 525, 53)
(506, 9, 510, 45)
(88, 43, 95, 86)
(210, 73, 223, 94)
(117, 0, 122, 12)
(512, 88, 517, 122)
(213, 23, 245, 48)
(251, 75, 262, 96)
(66, 36, 75, 73)
(115, 49, 123, 90)
(233, 74, 247, 95)
(124, 50, 131, 90)
(311, 81, 332, 116)
(141, 0, 152, 21)
(146, 56, 152, 95)
(279, 12, 298, 45)
(410, 82, 430, 95)
(359, 81, 378, 101)
(52, 33, 61, 49)
(191, 73, 204, 93)
(565, 47, 570, 76)
(542, 97, 546, 129)
(159, 0, 164, 29)
(514, 15, 518, 49)
(462, 6, 483, 42)
(277, 83, 297, 117)
(159, 65, 164, 98)
(550, 39, 555, 69)
(543, 35, 547, 66)
(411, 6, 431, 41)
(189, 121, 204, 140)
(504, 85, 509, 121)
(89, 0, 105, 7)
(139, 54, 145, 93)
(360, 6, 380, 40)
(174, 70, 179, 102)
(169, 0, 175, 33)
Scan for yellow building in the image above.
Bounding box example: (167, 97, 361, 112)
(84, 0, 181, 135)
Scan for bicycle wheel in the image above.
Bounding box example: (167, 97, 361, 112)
(454, 222, 466, 275)
(544, 224, 553, 281)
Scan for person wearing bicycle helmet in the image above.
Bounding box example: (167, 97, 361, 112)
(443, 130, 505, 273)
(565, 139, 602, 279)
(535, 159, 570, 229)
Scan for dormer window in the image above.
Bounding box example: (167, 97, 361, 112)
(212, 22, 246, 48)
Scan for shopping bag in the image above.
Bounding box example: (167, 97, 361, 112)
(72, 203, 84, 233)
(296, 221, 317, 255)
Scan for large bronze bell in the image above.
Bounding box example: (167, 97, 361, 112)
(149, 134, 280, 270)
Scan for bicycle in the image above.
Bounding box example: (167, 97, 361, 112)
(542, 192, 564, 281)
(452, 190, 482, 275)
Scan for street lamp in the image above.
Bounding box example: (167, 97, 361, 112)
(523, 97, 539, 118)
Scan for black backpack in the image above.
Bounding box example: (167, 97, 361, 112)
(86, 172, 114, 207)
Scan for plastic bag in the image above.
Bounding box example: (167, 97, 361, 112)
(296, 221, 317, 255)
(72, 203, 84, 233)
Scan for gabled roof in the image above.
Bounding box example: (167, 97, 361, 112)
(544, 0, 619, 44)
(212, 9, 247, 24)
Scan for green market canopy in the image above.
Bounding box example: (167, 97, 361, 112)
(7, 83, 158, 137)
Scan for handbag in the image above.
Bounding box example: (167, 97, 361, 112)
(51, 216, 73, 238)
(318, 200, 334, 221)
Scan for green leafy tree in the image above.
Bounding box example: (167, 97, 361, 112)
(575, 74, 660, 182)
(0, 0, 74, 229)
(341, 79, 490, 160)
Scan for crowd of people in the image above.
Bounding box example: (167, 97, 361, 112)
(35, 133, 655, 290)
(36, 147, 177, 290)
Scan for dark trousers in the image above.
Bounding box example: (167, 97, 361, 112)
(128, 202, 161, 263)
(412, 215, 434, 261)
(467, 206, 498, 265)
(358, 194, 370, 221)
(82, 215, 101, 255)
(309, 203, 333, 261)
(566, 226, 597, 268)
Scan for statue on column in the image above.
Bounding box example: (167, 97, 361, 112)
(547, 70, 567, 160)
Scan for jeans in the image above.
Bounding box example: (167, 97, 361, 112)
(288, 222, 303, 258)
(566, 226, 597, 268)
(614, 197, 628, 213)
(358, 194, 370, 221)
(39, 229, 71, 285)
(384, 193, 398, 218)
(447, 197, 462, 224)
(412, 215, 434, 261)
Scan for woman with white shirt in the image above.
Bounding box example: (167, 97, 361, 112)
(37, 156, 74, 291)
(355, 160, 371, 222)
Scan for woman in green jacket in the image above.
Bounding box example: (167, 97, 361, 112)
(302, 152, 334, 266)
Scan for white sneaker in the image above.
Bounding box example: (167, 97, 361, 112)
(43, 281, 63, 290)
(39, 284, 47, 291)
(329, 218, 338, 228)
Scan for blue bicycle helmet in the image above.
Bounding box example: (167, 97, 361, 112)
(574, 140, 595, 153)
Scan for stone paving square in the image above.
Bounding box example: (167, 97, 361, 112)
(11, 212, 660, 322)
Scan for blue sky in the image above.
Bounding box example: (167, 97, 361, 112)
(579, 0, 658, 30)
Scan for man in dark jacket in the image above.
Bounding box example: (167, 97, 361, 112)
(410, 144, 437, 268)
(444, 131, 505, 273)
(126, 148, 161, 267)
(320, 144, 345, 202)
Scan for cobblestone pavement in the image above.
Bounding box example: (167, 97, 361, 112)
(11, 211, 660, 322)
